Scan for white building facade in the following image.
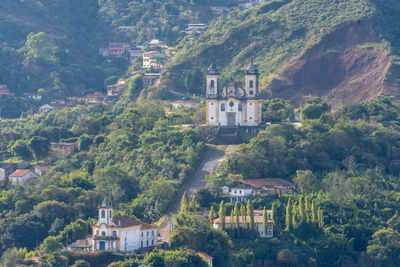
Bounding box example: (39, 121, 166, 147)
(206, 63, 263, 127)
(92, 201, 157, 252)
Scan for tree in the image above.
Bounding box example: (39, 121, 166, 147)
(219, 201, 226, 230)
(234, 203, 240, 236)
(311, 200, 318, 224)
(300, 98, 330, 120)
(272, 203, 278, 225)
(263, 207, 267, 235)
(189, 196, 199, 213)
(387, 211, 400, 231)
(292, 202, 298, 229)
(285, 198, 293, 232)
(180, 192, 189, 214)
(71, 260, 91, 267)
(11, 140, 32, 160)
(367, 228, 400, 266)
(247, 200, 254, 230)
(0, 248, 28, 267)
(241, 204, 247, 234)
(24, 32, 58, 63)
(293, 170, 317, 195)
(29, 136, 50, 160)
(277, 249, 298, 266)
(318, 207, 324, 228)
(78, 134, 92, 151)
(298, 196, 305, 222)
(127, 75, 143, 100)
(41, 236, 62, 254)
(209, 206, 214, 225)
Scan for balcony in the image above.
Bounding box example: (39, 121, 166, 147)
(93, 235, 119, 241)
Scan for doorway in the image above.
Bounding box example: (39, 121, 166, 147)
(227, 113, 236, 126)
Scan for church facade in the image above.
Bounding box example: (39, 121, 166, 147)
(206, 63, 263, 127)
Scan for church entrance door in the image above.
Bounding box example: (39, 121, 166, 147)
(99, 241, 105, 250)
(227, 113, 236, 126)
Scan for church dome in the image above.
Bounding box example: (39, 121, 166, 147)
(207, 63, 219, 75)
(246, 63, 258, 75)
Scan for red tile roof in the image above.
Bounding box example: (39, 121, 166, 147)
(240, 178, 294, 187)
(9, 169, 31, 177)
(198, 252, 214, 260)
(111, 216, 156, 230)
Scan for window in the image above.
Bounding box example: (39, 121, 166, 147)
(234, 190, 237, 194)
(229, 101, 234, 107)
(221, 103, 225, 111)
(249, 80, 254, 88)
(110, 210, 112, 217)
(239, 190, 242, 194)
(141, 241, 143, 248)
(238, 103, 243, 111)
(101, 210, 105, 218)
(96, 230, 99, 236)
(147, 231, 149, 237)
(141, 232, 143, 237)
(210, 80, 215, 88)
(152, 240, 154, 245)
(152, 231, 154, 236)
(146, 240, 149, 246)
(102, 231, 106, 237)
(112, 231, 117, 237)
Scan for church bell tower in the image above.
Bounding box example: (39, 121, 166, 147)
(206, 63, 219, 98)
(98, 199, 113, 226)
(245, 62, 258, 98)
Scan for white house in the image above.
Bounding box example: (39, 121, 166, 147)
(213, 214, 273, 238)
(8, 169, 37, 185)
(186, 24, 206, 34)
(222, 184, 255, 203)
(92, 200, 157, 252)
(39, 104, 55, 113)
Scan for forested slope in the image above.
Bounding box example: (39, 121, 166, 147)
(164, 0, 400, 105)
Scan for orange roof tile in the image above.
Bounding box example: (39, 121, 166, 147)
(9, 169, 31, 177)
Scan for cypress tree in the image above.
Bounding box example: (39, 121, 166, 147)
(230, 209, 234, 236)
(299, 196, 305, 222)
(241, 203, 246, 237)
(318, 207, 324, 228)
(292, 202, 298, 229)
(247, 200, 254, 230)
(234, 202, 240, 236)
(305, 196, 310, 223)
(180, 192, 189, 214)
(272, 203, 277, 225)
(189, 195, 199, 212)
(311, 200, 317, 224)
(209, 206, 214, 225)
(219, 200, 226, 230)
(263, 207, 267, 236)
(285, 198, 293, 232)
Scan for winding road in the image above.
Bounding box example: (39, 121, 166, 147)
(158, 144, 238, 242)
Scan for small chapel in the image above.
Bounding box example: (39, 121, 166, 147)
(205, 63, 263, 127)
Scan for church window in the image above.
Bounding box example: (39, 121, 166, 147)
(250, 117, 253, 120)
(249, 90, 254, 95)
(141, 232, 143, 237)
(110, 210, 112, 217)
(102, 231, 106, 237)
(210, 80, 215, 88)
(152, 231, 154, 236)
(211, 117, 214, 120)
(152, 240, 154, 245)
(211, 102, 214, 105)
(112, 231, 117, 237)
(249, 103, 253, 106)
(238, 103, 242, 111)
(141, 241, 143, 248)
(146, 240, 149, 246)
(239, 190, 242, 194)
(249, 80, 254, 88)
(229, 101, 234, 107)
(221, 103, 225, 111)
(101, 210, 105, 218)
(147, 231, 149, 237)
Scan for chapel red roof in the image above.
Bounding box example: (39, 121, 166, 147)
(9, 169, 31, 177)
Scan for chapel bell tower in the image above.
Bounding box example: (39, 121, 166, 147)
(206, 63, 219, 98)
(245, 62, 258, 98)
(98, 199, 113, 226)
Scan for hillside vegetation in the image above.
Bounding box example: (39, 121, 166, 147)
(164, 0, 400, 105)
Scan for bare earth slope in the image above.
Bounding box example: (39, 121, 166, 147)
(272, 21, 395, 105)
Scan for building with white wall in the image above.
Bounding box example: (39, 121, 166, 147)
(206, 63, 263, 127)
(92, 200, 157, 252)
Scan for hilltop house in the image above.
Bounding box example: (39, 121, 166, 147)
(107, 81, 125, 97)
(213, 213, 274, 238)
(84, 92, 105, 105)
(91, 200, 157, 252)
(142, 51, 167, 69)
(222, 178, 295, 202)
(0, 162, 30, 184)
(8, 169, 37, 185)
(39, 104, 55, 113)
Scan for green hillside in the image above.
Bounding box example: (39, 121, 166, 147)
(164, 0, 400, 105)
(0, 0, 238, 98)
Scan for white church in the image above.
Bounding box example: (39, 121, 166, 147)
(206, 63, 263, 127)
(91, 200, 157, 252)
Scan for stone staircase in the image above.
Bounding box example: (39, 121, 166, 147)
(208, 126, 243, 145)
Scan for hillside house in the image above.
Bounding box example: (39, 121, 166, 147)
(0, 85, 15, 96)
(213, 214, 273, 238)
(222, 179, 295, 202)
(142, 51, 167, 69)
(108, 42, 130, 55)
(167, 100, 199, 110)
(107, 81, 125, 97)
(91, 200, 157, 252)
(34, 165, 50, 177)
(186, 24, 206, 34)
(0, 162, 30, 184)
(39, 104, 55, 113)
(143, 73, 161, 85)
(51, 142, 78, 153)
(84, 92, 105, 104)
(23, 93, 42, 100)
(8, 169, 37, 185)
(128, 48, 142, 65)
(197, 252, 214, 267)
